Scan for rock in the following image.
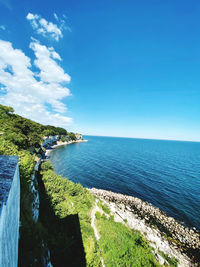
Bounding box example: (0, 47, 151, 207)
(154, 253, 165, 265)
(89, 187, 200, 265)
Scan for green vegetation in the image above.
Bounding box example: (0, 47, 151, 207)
(0, 121, 44, 266)
(60, 135, 69, 142)
(0, 104, 78, 266)
(40, 162, 101, 266)
(68, 132, 77, 141)
(40, 161, 53, 171)
(158, 251, 178, 267)
(97, 201, 111, 215)
(95, 214, 161, 267)
(0, 104, 176, 266)
(0, 104, 68, 150)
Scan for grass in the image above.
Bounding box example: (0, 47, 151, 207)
(95, 214, 162, 267)
(40, 165, 101, 266)
(97, 201, 111, 215)
(158, 251, 178, 267)
(37, 162, 179, 267)
(0, 105, 183, 266)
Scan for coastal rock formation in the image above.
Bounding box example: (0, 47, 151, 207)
(75, 133, 83, 140)
(89, 188, 200, 266)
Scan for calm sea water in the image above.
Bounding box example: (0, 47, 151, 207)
(50, 136, 200, 230)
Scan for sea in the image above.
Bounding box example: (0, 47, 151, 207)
(50, 135, 200, 231)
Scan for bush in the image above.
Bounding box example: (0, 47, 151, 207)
(0, 138, 19, 155)
(41, 161, 54, 171)
(61, 135, 69, 142)
(68, 132, 76, 141)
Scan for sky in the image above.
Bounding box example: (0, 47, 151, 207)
(0, 0, 200, 141)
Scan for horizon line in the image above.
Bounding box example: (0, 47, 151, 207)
(82, 134, 200, 143)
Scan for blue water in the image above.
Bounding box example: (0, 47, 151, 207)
(50, 136, 200, 230)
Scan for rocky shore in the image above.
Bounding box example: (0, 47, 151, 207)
(45, 139, 88, 157)
(89, 188, 200, 266)
(51, 139, 88, 149)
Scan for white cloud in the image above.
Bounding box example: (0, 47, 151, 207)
(26, 13, 39, 20)
(29, 39, 71, 84)
(0, 39, 72, 127)
(26, 13, 63, 41)
(0, 25, 5, 30)
(54, 13, 59, 21)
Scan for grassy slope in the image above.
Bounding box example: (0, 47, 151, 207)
(40, 165, 101, 266)
(0, 104, 174, 266)
(40, 162, 170, 266)
(96, 214, 161, 267)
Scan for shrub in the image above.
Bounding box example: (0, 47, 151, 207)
(68, 132, 76, 141)
(41, 161, 54, 171)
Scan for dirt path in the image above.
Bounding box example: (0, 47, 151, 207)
(89, 188, 191, 267)
(90, 200, 106, 267)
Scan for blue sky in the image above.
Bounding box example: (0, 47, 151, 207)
(0, 0, 200, 141)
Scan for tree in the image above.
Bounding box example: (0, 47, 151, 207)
(68, 132, 76, 141)
(0, 104, 14, 116)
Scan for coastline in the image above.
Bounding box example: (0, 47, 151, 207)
(89, 188, 200, 266)
(45, 139, 88, 157)
(43, 138, 199, 265)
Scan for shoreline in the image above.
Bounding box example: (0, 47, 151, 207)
(89, 187, 200, 266)
(43, 138, 199, 265)
(45, 139, 88, 156)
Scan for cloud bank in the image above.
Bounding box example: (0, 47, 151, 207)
(26, 13, 63, 41)
(0, 39, 72, 127)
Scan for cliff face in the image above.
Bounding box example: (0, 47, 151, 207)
(75, 133, 83, 140)
(0, 156, 20, 267)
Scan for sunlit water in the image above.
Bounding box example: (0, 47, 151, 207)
(50, 136, 200, 230)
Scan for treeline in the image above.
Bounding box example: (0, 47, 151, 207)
(0, 104, 75, 150)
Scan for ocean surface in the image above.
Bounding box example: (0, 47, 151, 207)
(50, 136, 200, 230)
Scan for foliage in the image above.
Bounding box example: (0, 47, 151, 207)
(68, 132, 77, 141)
(97, 201, 110, 215)
(0, 138, 34, 190)
(0, 136, 40, 266)
(0, 104, 81, 266)
(40, 161, 54, 171)
(158, 251, 178, 267)
(0, 138, 19, 155)
(95, 211, 101, 220)
(0, 104, 173, 266)
(0, 104, 14, 116)
(40, 167, 101, 266)
(42, 125, 67, 137)
(96, 215, 162, 267)
(0, 104, 68, 150)
(60, 135, 69, 142)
